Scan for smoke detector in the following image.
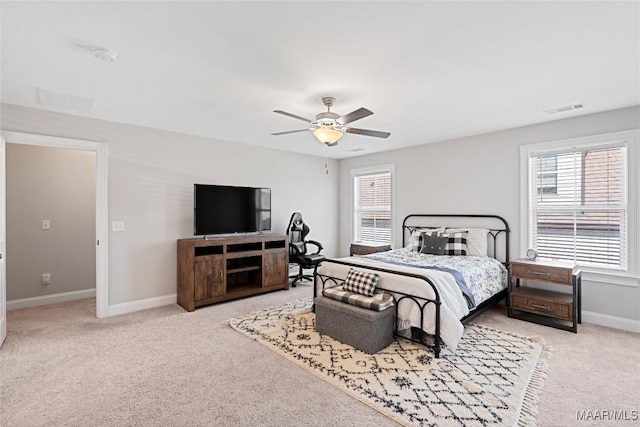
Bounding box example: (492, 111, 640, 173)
(542, 102, 585, 115)
(92, 47, 118, 62)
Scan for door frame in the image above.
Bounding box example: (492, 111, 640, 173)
(1, 131, 109, 318)
(1, 136, 6, 345)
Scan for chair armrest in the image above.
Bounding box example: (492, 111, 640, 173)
(306, 240, 324, 254)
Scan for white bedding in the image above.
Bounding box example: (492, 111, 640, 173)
(316, 248, 507, 351)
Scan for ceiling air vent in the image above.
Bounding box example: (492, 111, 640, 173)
(36, 87, 94, 112)
(542, 102, 585, 115)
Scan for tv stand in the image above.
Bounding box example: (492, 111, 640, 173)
(177, 234, 289, 311)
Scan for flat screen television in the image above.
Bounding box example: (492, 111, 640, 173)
(194, 184, 271, 236)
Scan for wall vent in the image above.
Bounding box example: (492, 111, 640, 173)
(36, 87, 94, 112)
(542, 102, 585, 115)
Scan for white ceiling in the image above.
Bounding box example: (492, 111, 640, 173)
(1, 1, 638, 159)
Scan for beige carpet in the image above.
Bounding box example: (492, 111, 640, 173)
(1, 284, 639, 426)
(229, 298, 550, 426)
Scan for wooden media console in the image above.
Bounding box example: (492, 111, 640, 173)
(177, 234, 289, 311)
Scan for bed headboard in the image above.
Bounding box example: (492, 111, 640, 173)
(401, 214, 510, 265)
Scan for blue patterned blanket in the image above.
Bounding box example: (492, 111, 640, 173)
(363, 257, 475, 309)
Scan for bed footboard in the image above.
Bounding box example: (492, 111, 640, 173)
(314, 258, 444, 358)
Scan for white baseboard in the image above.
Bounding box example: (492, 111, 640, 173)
(106, 293, 177, 317)
(582, 310, 640, 333)
(7, 288, 96, 311)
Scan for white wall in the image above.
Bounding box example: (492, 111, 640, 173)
(6, 143, 96, 300)
(338, 106, 640, 325)
(3, 102, 637, 327)
(1, 103, 338, 307)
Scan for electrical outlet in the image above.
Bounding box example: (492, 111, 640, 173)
(41, 273, 51, 285)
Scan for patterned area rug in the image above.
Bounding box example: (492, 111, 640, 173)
(229, 298, 550, 427)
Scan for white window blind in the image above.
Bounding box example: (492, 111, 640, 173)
(353, 170, 392, 244)
(529, 144, 627, 270)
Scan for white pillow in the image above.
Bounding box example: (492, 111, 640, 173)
(405, 227, 445, 252)
(445, 228, 488, 256)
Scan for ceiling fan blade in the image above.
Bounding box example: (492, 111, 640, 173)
(339, 107, 373, 125)
(274, 110, 313, 123)
(345, 127, 391, 139)
(271, 129, 311, 136)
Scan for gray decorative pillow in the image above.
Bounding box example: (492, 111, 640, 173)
(420, 236, 449, 255)
(415, 230, 440, 253)
(406, 227, 444, 251)
(343, 268, 380, 297)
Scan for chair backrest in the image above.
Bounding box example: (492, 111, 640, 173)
(287, 212, 310, 255)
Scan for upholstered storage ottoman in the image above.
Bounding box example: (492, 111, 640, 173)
(314, 295, 394, 354)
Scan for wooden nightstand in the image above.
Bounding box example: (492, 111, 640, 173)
(350, 242, 391, 256)
(508, 258, 581, 332)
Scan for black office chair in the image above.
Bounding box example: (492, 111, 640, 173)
(286, 212, 325, 287)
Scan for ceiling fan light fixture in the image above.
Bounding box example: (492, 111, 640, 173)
(273, 97, 389, 145)
(313, 125, 343, 145)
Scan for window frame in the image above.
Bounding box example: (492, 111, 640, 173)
(350, 164, 395, 247)
(520, 129, 639, 287)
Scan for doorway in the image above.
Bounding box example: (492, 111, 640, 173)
(6, 143, 96, 310)
(0, 131, 108, 322)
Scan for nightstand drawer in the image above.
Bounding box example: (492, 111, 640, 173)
(511, 288, 572, 321)
(510, 263, 572, 285)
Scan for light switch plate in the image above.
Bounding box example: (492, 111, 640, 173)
(42, 219, 51, 230)
(112, 221, 125, 232)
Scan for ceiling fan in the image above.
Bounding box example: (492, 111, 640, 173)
(271, 97, 391, 146)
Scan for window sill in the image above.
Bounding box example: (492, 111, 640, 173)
(581, 270, 639, 287)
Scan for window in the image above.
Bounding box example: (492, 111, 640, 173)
(351, 165, 393, 244)
(522, 130, 638, 275)
(536, 155, 558, 195)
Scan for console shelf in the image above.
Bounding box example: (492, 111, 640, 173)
(226, 250, 263, 259)
(177, 234, 289, 311)
(227, 266, 261, 274)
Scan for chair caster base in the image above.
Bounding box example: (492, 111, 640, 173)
(290, 275, 313, 288)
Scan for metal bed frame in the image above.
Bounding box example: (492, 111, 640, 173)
(313, 214, 510, 358)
